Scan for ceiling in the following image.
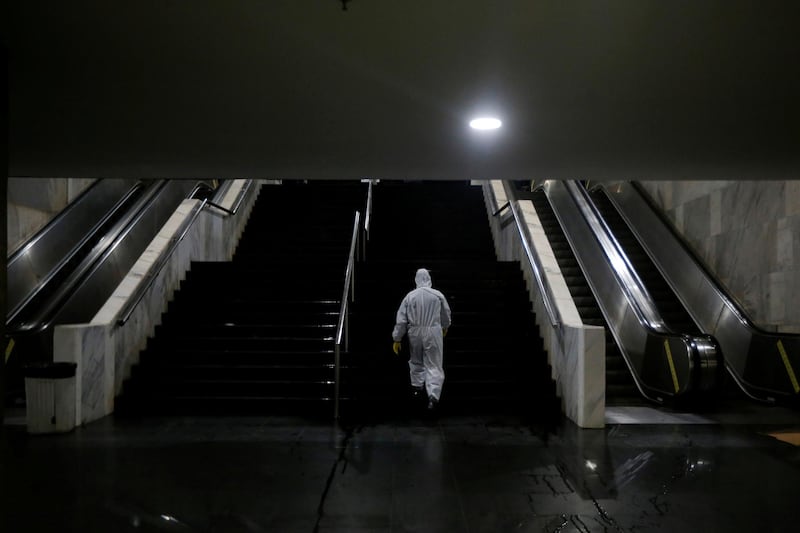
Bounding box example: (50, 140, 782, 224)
(8, 1, 800, 180)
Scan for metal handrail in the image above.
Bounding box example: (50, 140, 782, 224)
(360, 179, 375, 261)
(116, 180, 254, 326)
(493, 201, 511, 217)
(365, 180, 374, 237)
(116, 199, 207, 326)
(207, 179, 253, 216)
(493, 181, 561, 330)
(334, 210, 361, 420)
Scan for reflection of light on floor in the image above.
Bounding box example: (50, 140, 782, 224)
(605, 406, 715, 424)
(765, 431, 800, 446)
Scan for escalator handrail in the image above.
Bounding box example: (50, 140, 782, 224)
(564, 181, 667, 332)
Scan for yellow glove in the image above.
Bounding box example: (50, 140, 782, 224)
(443, 328, 448, 337)
(392, 341, 402, 355)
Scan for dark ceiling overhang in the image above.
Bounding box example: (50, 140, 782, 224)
(7, 1, 800, 180)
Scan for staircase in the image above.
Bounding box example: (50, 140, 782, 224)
(117, 181, 365, 416)
(343, 182, 559, 421)
(531, 189, 643, 406)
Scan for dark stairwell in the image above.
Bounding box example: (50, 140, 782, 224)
(117, 181, 365, 416)
(342, 181, 560, 422)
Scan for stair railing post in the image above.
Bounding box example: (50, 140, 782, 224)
(334, 344, 341, 420)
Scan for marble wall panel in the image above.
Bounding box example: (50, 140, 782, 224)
(673, 204, 684, 234)
(67, 179, 96, 202)
(7, 204, 50, 254)
(787, 182, 800, 216)
(721, 181, 785, 231)
(644, 182, 673, 211)
(683, 195, 710, 251)
(783, 269, 800, 334)
(8, 178, 67, 211)
(767, 272, 786, 326)
(7, 178, 96, 253)
(54, 324, 113, 426)
(642, 180, 800, 330)
(709, 190, 723, 237)
(792, 217, 800, 277)
(576, 325, 605, 428)
(776, 217, 794, 271)
(704, 236, 718, 274)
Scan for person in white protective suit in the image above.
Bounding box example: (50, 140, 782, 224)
(392, 268, 452, 410)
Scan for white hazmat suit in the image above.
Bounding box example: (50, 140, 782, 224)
(392, 268, 452, 402)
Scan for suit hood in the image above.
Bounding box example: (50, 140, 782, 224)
(415, 268, 432, 288)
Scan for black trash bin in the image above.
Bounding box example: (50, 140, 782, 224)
(23, 362, 78, 434)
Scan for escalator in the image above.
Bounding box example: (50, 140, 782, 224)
(536, 180, 721, 406)
(5, 179, 208, 404)
(589, 188, 704, 337)
(530, 189, 641, 405)
(598, 181, 800, 404)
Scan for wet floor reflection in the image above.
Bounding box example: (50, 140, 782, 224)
(2, 414, 800, 532)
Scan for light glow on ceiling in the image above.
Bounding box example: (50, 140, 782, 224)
(469, 117, 502, 130)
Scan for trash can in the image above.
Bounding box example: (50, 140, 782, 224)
(23, 362, 78, 434)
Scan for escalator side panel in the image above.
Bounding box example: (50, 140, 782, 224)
(606, 182, 800, 400)
(7, 179, 141, 320)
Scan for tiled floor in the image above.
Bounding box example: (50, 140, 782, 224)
(2, 404, 800, 532)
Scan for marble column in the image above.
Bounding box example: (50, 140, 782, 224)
(482, 181, 606, 428)
(53, 324, 113, 425)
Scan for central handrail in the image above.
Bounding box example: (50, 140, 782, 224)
(499, 181, 562, 331)
(485, 181, 561, 331)
(116, 180, 254, 326)
(116, 199, 208, 326)
(360, 179, 375, 261)
(334, 210, 361, 420)
(365, 180, 374, 237)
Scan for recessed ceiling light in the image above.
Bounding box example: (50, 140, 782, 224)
(469, 117, 502, 130)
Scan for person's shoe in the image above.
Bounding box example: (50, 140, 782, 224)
(427, 397, 439, 411)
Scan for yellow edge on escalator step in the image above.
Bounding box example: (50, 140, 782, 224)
(664, 339, 680, 393)
(4, 338, 14, 364)
(777, 340, 800, 394)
